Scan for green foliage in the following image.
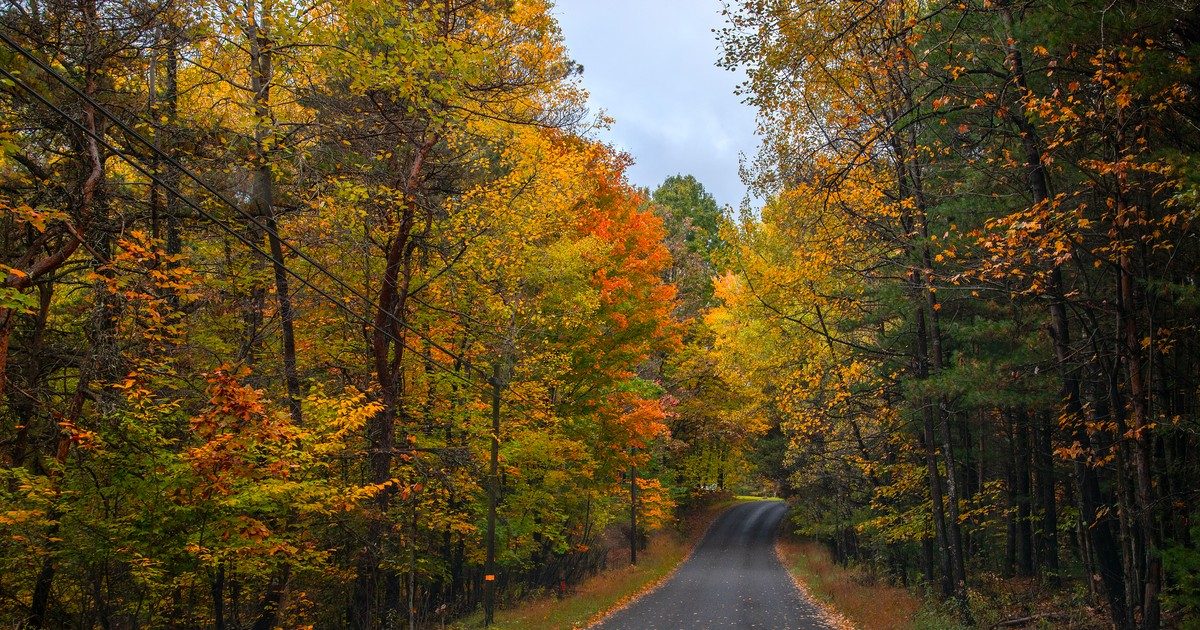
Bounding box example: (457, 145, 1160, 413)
(718, 0, 1200, 625)
(0, 1, 689, 626)
(1163, 529, 1200, 623)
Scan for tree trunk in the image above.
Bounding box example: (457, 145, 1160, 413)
(909, 149, 969, 619)
(915, 305, 953, 598)
(252, 564, 291, 630)
(351, 135, 435, 628)
(248, 5, 302, 426)
(1118, 243, 1160, 630)
(1035, 411, 1060, 575)
(1013, 409, 1034, 576)
(1049, 276, 1129, 627)
(212, 562, 226, 630)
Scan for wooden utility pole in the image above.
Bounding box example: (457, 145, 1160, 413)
(630, 447, 638, 565)
(484, 365, 502, 625)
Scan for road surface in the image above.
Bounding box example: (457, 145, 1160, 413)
(592, 499, 835, 624)
(593, 500, 835, 629)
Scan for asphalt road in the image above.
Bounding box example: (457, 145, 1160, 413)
(592, 500, 835, 630)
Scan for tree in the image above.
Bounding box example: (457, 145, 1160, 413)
(718, 0, 1200, 626)
(0, 1, 688, 626)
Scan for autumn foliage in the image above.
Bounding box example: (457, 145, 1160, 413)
(717, 0, 1200, 627)
(0, 1, 694, 627)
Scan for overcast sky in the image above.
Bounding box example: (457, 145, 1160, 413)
(552, 1, 760, 210)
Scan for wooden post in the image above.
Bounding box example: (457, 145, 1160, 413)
(630, 447, 638, 565)
(484, 365, 501, 625)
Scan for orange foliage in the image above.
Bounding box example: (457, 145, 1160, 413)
(185, 366, 297, 498)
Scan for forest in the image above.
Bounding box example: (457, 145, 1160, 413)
(716, 0, 1199, 627)
(0, 0, 1198, 628)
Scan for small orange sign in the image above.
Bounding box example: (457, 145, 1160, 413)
(484, 574, 495, 581)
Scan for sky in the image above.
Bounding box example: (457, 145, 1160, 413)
(551, 1, 760, 210)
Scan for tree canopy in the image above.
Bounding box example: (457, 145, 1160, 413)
(1, 0, 1199, 628)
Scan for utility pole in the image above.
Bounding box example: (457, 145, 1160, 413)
(629, 447, 638, 565)
(484, 364, 502, 626)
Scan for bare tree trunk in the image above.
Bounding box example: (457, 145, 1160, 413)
(352, 136, 435, 629)
(212, 562, 226, 630)
(248, 5, 302, 425)
(1118, 227, 1160, 630)
(914, 304, 953, 598)
(1052, 292, 1129, 627)
(1012, 410, 1034, 576)
(908, 142, 969, 619)
(1035, 411, 1059, 575)
(27, 30, 107, 620)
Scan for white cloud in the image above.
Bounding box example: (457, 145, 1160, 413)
(552, 0, 760, 208)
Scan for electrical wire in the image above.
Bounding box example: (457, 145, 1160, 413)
(0, 28, 497, 385)
(0, 59, 511, 404)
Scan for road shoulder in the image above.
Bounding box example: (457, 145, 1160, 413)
(775, 538, 858, 630)
(581, 497, 755, 629)
(457, 497, 746, 629)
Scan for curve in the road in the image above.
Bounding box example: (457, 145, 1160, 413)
(592, 500, 835, 630)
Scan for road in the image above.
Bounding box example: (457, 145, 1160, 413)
(592, 500, 835, 630)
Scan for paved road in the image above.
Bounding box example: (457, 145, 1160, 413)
(593, 500, 835, 629)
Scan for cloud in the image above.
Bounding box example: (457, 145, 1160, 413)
(553, 0, 760, 209)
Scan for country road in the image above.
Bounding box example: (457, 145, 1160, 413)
(592, 500, 836, 629)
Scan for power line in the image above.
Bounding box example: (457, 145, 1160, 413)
(0, 59, 503, 404)
(0, 28, 546, 410)
(0, 28, 497, 386)
(2, 33, 591, 625)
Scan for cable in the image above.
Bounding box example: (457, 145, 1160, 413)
(0, 28, 494, 384)
(0, 31, 552, 410)
(0, 63, 504, 403)
(0, 29, 552, 409)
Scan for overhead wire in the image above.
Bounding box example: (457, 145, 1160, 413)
(0, 29, 499, 386)
(0, 33, 539, 407)
(0, 63, 471, 395)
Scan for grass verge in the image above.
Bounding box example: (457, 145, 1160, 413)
(777, 536, 1109, 629)
(776, 538, 963, 630)
(453, 497, 753, 630)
